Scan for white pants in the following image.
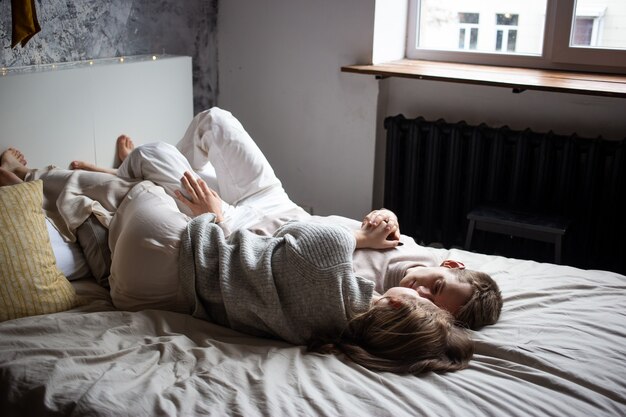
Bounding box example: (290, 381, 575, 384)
(109, 107, 309, 312)
(117, 107, 304, 233)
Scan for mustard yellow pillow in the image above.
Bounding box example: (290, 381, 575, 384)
(0, 180, 76, 321)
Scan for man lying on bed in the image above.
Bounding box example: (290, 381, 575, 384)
(0, 107, 501, 332)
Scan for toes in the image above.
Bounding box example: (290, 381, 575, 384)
(117, 135, 129, 148)
(116, 135, 135, 161)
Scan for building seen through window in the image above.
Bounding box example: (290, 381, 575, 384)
(412, 0, 625, 55)
(415, 0, 545, 55)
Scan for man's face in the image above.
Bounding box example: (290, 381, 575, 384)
(398, 266, 473, 316)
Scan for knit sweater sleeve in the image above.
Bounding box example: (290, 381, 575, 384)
(180, 218, 374, 345)
(272, 221, 357, 268)
(261, 221, 373, 343)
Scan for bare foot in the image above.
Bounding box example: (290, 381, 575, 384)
(0, 167, 23, 186)
(117, 135, 135, 162)
(70, 160, 117, 175)
(70, 160, 98, 171)
(0, 148, 29, 180)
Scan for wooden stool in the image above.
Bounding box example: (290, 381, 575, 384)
(465, 206, 569, 264)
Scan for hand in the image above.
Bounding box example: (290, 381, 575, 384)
(354, 220, 400, 250)
(361, 208, 400, 241)
(175, 171, 224, 220)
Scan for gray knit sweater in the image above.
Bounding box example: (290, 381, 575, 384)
(179, 214, 375, 345)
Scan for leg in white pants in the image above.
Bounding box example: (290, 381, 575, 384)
(116, 141, 264, 233)
(176, 107, 280, 205)
(176, 107, 305, 218)
(118, 107, 309, 233)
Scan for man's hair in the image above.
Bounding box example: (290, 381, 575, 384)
(455, 269, 503, 330)
(308, 298, 474, 374)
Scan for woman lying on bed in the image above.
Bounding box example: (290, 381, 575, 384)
(70, 108, 502, 332)
(0, 108, 498, 374)
(1, 147, 473, 375)
(3, 108, 501, 328)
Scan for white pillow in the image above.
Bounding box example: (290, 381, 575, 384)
(46, 218, 90, 280)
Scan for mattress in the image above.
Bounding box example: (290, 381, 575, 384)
(1, 243, 624, 417)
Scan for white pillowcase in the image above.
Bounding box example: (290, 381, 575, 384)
(46, 218, 90, 280)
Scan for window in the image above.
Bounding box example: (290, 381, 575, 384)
(495, 13, 519, 52)
(458, 13, 480, 50)
(407, 0, 626, 73)
(573, 18, 596, 46)
(571, 5, 605, 47)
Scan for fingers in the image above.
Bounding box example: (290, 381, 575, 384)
(375, 221, 402, 249)
(363, 210, 384, 227)
(383, 239, 401, 249)
(177, 171, 223, 218)
(181, 171, 203, 201)
(363, 212, 387, 229)
(363, 209, 398, 228)
(364, 215, 399, 236)
(177, 172, 203, 212)
(198, 176, 211, 196)
(355, 219, 404, 250)
(382, 221, 399, 241)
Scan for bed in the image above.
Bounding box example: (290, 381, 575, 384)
(1, 58, 625, 417)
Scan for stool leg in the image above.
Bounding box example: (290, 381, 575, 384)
(465, 219, 476, 250)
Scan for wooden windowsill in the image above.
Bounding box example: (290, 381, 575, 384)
(341, 59, 626, 98)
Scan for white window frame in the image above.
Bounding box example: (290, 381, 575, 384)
(406, 0, 626, 74)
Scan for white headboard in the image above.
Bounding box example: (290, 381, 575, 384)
(0, 55, 193, 169)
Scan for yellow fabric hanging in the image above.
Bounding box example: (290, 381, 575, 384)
(11, 0, 41, 48)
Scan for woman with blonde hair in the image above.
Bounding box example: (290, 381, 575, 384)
(311, 288, 474, 374)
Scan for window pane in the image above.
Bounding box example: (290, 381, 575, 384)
(416, 0, 547, 55)
(507, 30, 517, 52)
(573, 18, 594, 46)
(572, 0, 626, 49)
(459, 13, 479, 24)
(470, 28, 479, 49)
(497, 13, 519, 26)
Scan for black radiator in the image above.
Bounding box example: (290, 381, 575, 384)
(384, 115, 626, 274)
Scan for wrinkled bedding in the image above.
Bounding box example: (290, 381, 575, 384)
(1, 248, 625, 417)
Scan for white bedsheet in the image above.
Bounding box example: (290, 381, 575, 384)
(1, 247, 625, 417)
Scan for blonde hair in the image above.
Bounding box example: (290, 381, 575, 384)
(455, 269, 502, 330)
(308, 298, 474, 374)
